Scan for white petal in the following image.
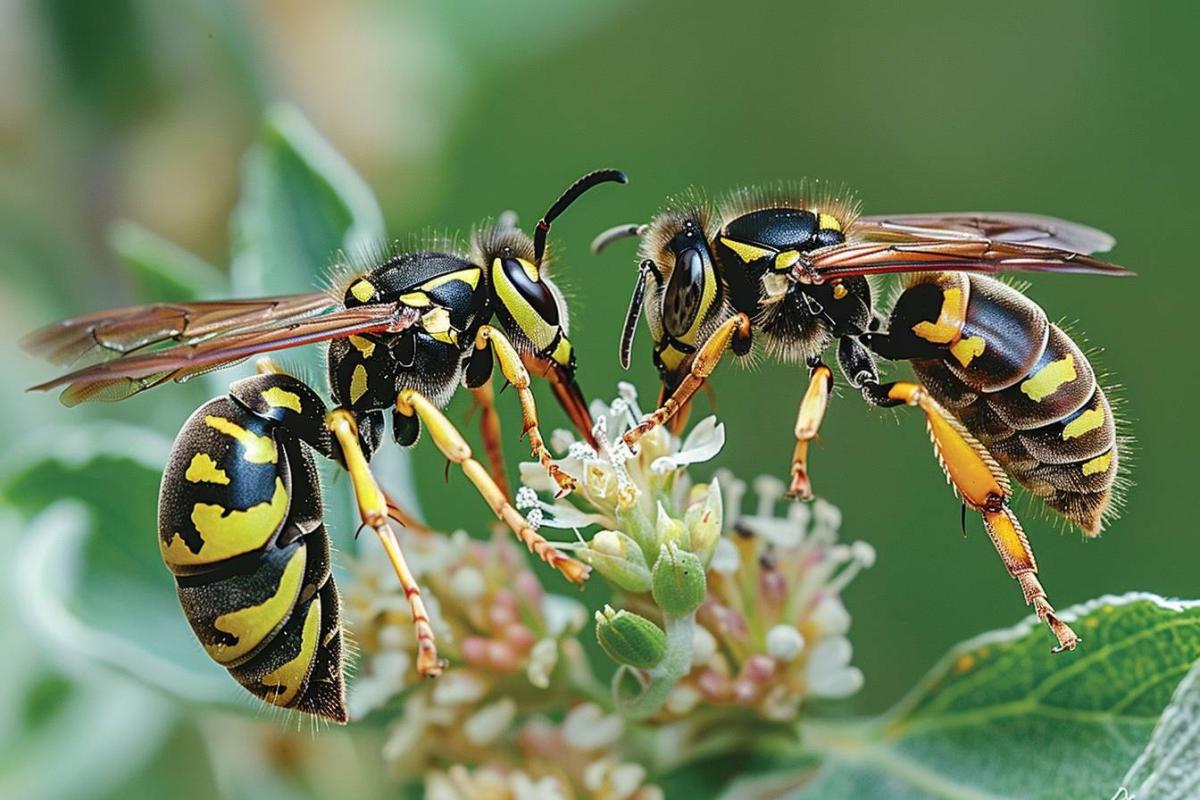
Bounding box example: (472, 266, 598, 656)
(541, 594, 587, 636)
(463, 697, 517, 745)
(431, 671, 489, 705)
(808, 665, 864, 699)
(650, 417, 725, 473)
(710, 538, 741, 573)
(811, 595, 852, 636)
(766, 624, 806, 662)
(563, 702, 623, 751)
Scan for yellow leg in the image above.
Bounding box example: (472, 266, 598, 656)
(887, 381, 1079, 653)
(475, 325, 576, 496)
(469, 380, 511, 500)
(326, 409, 445, 676)
(624, 313, 752, 450)
(788, 363, 834, 501)
(395, 388, 590, 586)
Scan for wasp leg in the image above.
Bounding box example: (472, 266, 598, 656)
(624, 313, 753, 451)
(789, 358, 834, 500)
(326, 409, 446, 677)
(881, 381, 1079, 653)
(395, 388, 590, 586)
(474, 325, 576, 496)
(468, 380, 511, 500)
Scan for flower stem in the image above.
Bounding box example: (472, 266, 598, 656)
(614, 612, 695, 720)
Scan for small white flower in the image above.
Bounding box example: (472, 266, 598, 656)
(563, 702, 624, 751)
(526, 638, 558, 689)
(541, 594, 587, 637)
(766, 624, 806, 662)
(463, 697, 517, 746)
(449, 566, 486, 601)
(431, 671, 488, 706)
(692, 624, 718, 664)
(811, 595, 852, 636)
(649, 416, 726, 474)
(709, 538, 741, 573)
(805, 636, 863, 699)
(516, 486, 539, 510)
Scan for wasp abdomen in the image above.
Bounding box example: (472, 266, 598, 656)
(894, 274, 1119, 534)
(158, 376, 346, 721)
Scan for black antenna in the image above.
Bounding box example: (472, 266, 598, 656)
(534, 169, 627, 265)
(591, 223, 648, 255)
(620, 259, 661, 369)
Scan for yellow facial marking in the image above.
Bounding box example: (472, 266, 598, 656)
(551, 337, 573, 367)
(161, 478, 288, 568)
(1062, 406, 1105, 440)
(349, 364, 369, 404)
(818, 213, 843, 232)
(398, 291, 431, 308)
(347, 335, 376, 358)
(492, 258, 558, 351)
(658, 345, 687, 373)
(185, 453, 230, 485)
(719, 237, 774, 264)
(912, 287, 968, 345)
(518, 258, 539, 282)
(1020, 354, 1077, 402)
(205, 547, 307, 664)
(350, 279, 375, 303)
(1082, 450, 1114, 476)
(204, 416, 277, 464)
(419, 267, 482, 292)
(422, 307, 458, 345)
(262, 596, 321, 707)
(774, 249, 801, 271)
(832, 283, 848, 300)
(950, 335, 986, 368)
(262, 386, 302, 413)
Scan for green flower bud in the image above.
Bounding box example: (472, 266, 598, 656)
(594, 605, 667, 669)
(651, 540, 707, 616)
(655, 502, 689, 550)
(582, 530, 653, 593)
(684, 478, 723, 568)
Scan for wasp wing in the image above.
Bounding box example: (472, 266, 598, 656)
(807, 239, 1132, 283)
(852, 212, 1116, 254)
(21, 293, 338, 368)
(29, 303, 420, 406)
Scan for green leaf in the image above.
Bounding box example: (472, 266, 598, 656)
(230, 103, 384, 297)
(742, 594, 1200, 800)
(3, 424, 240, 708)
(1119, 656, 1200, 799)
(110, 221, 227, 302)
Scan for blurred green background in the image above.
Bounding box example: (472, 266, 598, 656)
(1, 1, 1197, 797)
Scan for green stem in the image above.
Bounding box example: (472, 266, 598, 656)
(615, 612, 694, 720)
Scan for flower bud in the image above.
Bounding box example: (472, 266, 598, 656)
(655, 502, 688, 550)
(651, 541, 707, 616)
(594, 605, 667, 669)
(684, 477, 723, 567)
(582, 530, 653, 593)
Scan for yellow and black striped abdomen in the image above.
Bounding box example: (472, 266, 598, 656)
(158, 386, 346, 721)
(902, 273, 1119, 535)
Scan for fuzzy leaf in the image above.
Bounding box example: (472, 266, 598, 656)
(230, 103, 384, 297)
(729, 593, 1200, 799)
(3, 424, 239, 708)
(110, 220, 226, 302)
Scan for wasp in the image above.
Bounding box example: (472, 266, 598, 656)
(594, 185, 1130, 652)
(22, 169, 626, 721)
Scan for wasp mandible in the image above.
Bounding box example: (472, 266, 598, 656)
(23, 169, 626, 720)
(594, 185, 1129, 652)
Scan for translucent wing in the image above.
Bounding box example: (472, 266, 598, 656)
(852, 212, 1116, 254)
(27, 301, 420, 405)
(807, 239, 1132, 283)
(21, 293, 337, 368)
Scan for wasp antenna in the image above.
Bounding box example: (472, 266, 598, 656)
(592, 223, 648, 255)
(534, 169, 628, 265)
(620, 258, 659, 369)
